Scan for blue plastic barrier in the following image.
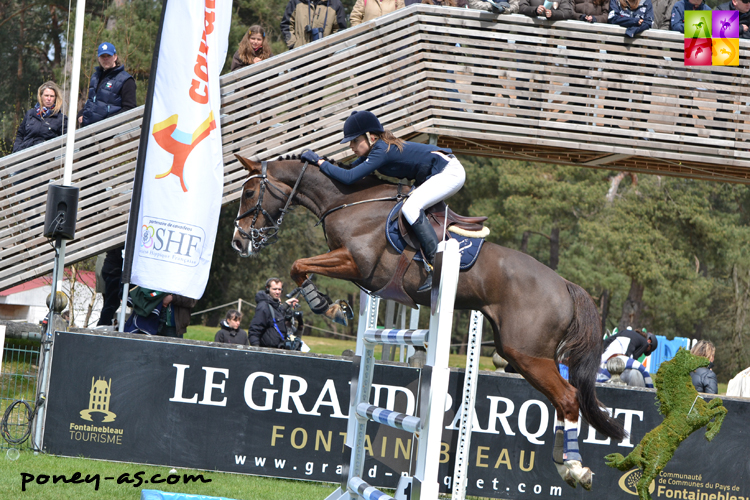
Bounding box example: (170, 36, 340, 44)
(647, 335, 690, 375)
(140, 490, 238, 500)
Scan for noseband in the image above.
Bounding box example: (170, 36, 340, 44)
(235, 161, 308, 251)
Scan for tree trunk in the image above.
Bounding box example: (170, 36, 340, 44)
(16, 15, 25, 117)
(599, 288, 610, 334)
(618, 278, 644, 332)
(520, 231, 530, 253)
(549, 226, 559, 271)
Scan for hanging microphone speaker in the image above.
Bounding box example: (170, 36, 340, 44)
(43, 185, 80, 240)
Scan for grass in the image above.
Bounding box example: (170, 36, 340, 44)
(0, 450, 336, 500)
(185, 326, 496, 371)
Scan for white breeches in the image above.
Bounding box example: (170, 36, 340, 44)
(402, 156, 466, 224)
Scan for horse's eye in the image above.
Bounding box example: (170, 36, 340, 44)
(244, 190, 255, 199)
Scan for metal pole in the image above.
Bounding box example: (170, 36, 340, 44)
(62, 0, 86, 187)
(33, 237, 64, 452)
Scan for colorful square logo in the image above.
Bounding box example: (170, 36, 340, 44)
(684, 38, 713, 65)
(713, 38, 739, 65)
(713, 10, 739, 38)
(683, 10, 740, 65)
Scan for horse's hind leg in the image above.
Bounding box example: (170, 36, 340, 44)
(705, 402, 727, 442)
(504, 347, 593, 490)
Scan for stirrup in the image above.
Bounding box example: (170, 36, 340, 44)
(417, 262, 433, 293)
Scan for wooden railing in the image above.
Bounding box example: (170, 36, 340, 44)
(1, 4, 748, 291)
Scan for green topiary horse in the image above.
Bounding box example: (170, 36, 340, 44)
(605, 348, 727, 500)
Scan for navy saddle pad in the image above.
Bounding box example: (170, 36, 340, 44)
(385, 201, 485, 271)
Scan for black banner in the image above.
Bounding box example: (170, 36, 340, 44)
(45, 332, 750, 499)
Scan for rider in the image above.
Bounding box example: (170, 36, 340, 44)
(301, 110, 466, 292)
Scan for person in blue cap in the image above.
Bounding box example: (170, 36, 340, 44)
(79, 42, 136, 127)
(301, 110, 466, 292)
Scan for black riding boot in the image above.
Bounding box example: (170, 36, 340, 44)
(411, 211, 439, 293)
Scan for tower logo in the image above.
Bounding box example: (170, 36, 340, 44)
(79, 377, 117, 422)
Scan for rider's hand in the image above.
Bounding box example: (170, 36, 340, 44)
(301, 150, 321, 165)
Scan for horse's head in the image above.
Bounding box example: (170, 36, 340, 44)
(231, 155, 298, 257)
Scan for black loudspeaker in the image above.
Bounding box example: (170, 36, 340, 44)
(43, 185, 80, 240)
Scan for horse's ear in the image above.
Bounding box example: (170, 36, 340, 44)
(235, 154, 260, 172)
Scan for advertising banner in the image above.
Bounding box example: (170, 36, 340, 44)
(44, 332, 750, 499)
(130, 0, 231, 299)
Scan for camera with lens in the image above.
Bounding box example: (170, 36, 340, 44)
(305, 25, 324, 41)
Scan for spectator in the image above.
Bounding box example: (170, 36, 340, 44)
(652, 0, 678, 28)
(351, 0, 405, 26)
(519, 0, 576, 20)
(281, 0, 347, 50)
(214, 310, 249, 345)
(467, 0, 518, 14)
(669, 0, 710, 33)
(79, 42, 136, 127)
(231, 26, 274, 71)
(602, 326, 658, 361)
(12, 81, 68, 153)
(690, 340, 718, 394)
(600, 326, 658, 387)
(161, 293, 198, 338)
(609, 0, 654, 36)
(574, 0, 610, 22)
(716, 0, 750, 39)
(97, 247, 123, 326)
(248, 278, 300, 348)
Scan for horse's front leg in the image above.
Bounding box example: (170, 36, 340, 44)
(291, 248, 362, 325)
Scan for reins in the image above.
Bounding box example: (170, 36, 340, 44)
(236, 160, 410, 248)
(234, 161, 308, 250)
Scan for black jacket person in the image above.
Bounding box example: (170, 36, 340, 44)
(248, 279, 300, 348)
(79, 42, 136, 127)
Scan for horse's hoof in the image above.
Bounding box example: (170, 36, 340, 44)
(565, 460, 593, 491)
(555, 462, 576, 489)
(335, 299, 354, 320)
(325, 303, 350, 326)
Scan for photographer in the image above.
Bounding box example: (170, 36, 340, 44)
(248, 278, 301, 349)
(281, 0, 346, 50)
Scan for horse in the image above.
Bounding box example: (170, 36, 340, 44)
(231, 154, 626, 490)
(605, 348, 727, 500)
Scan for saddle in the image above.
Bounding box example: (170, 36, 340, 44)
(395, 202, 488, 250)
(374, 201, 489, 309)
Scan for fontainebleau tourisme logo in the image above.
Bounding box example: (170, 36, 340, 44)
(684, 10, 739, 66)
(69, 377, 125, 445)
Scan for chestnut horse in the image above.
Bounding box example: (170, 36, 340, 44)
(231, 155, 624, 490)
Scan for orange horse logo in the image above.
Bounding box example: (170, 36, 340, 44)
(152, 112, 216, 192)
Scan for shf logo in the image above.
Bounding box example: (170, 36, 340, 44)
(80, 377, 116, 423)
(139, 217, 205, 267)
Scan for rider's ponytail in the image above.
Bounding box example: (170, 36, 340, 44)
(371, 130, 405, 153)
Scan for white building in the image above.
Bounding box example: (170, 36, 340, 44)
(0, 270, 103, 328)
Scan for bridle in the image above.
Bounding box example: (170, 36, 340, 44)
(234, 161, 307, 251)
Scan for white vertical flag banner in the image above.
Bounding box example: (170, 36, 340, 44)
(131, 0, 231, 299)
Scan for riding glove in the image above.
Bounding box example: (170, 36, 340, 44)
(301, 150, 321, 165)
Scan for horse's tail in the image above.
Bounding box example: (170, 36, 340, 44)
(563, 281, 626, 441)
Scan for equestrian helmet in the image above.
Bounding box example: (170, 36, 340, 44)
(340, 111, 384, 143)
